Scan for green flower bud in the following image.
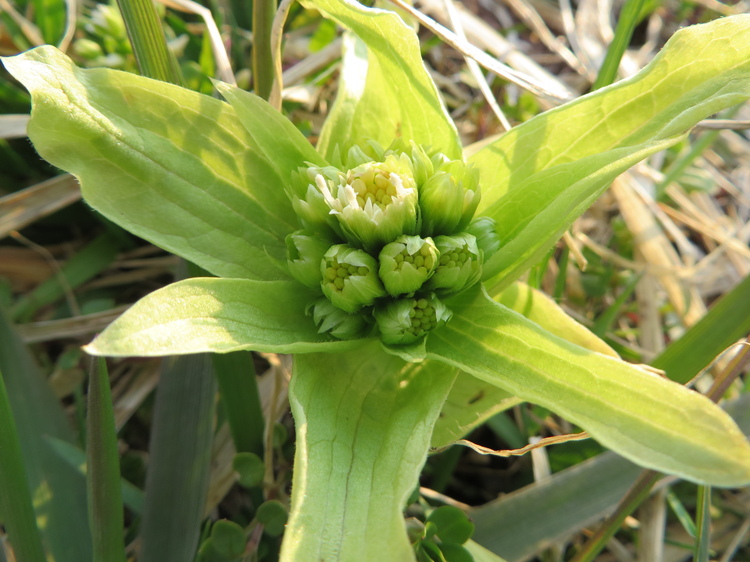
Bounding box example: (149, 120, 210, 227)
(320, 245, 386, 313)
(289, 166, 345, 237)
(426, 233, 483, 294)
(378, 235, 438, 296)
(285, 230, 332, 289)
(465, 217, 501, 260)
(419, 160, 481, 236)
(308, 298, 372, 340)
(317, 153, 419, 252)
(374, 294, 452, 345)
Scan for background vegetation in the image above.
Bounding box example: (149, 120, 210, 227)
(1, 0, 749, 560)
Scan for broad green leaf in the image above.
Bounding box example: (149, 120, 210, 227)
(307, 0, 461, 161)
(85, 278, 364, 356)
(1, 46, 298, 281)
(431, 373, 519, 449)
(214, 81, 327, 171)
(493, 282, 617, 358)
(472, 15, 750, 286)
(431, 281, 615, 449)
(282, 342, 456, 561)
(427, 286, 750, 487)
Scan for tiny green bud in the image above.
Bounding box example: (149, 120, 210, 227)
(426, 233, 483, 294)
(308, 299, 372, 340)
(320, 245, 386, 313)
(317, 153, 419, 251)
(285, 230, 332, 289)
(465, 217, 501, 260)
(74, 38, 104, 59)
(289, 166, 345, 237)
(374, 293, 452, 344)
(419, 160, 481, 236)
(378, 235, 438, 296)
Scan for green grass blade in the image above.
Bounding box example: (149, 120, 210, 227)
(0, 367, 47, 562)
(652, 273, 750, 383)
(139, 354, 217, 562)
(665, 489, 697, 538)
(471, 452, 643, 560)
(86, 358, 127, 562)
(470, 393, 750, 561)
(570, 469, 661, 562)
(45, 436, 145, 514)
(591, 272, 642, 337)
(212, 352, 265, 455)
(116, 0, 182, 84)
(592, 0, 646, 90)
(0, 308, 92, 562)
(11, 232, 122, 323)
(693, 486, 711, 562)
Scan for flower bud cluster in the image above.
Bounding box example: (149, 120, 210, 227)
(285, 140, 501, 345)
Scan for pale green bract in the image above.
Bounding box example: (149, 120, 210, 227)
(4, 2, 750, 560)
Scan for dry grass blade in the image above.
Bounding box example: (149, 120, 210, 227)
(156, 0, 235, 84)
(390, 0, 574, 103)
(432, 432, 590, 457)
(16, 305, 130, 343)
(442, 0, 511, 131)
(0, 114, 30, 139)
(0, 175, 81, 240)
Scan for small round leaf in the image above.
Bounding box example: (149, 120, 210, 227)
(210, 519, 246, 559)
(232, 452, 264, 489)
(256, 500, 288, 537)
(426, 505, 474, 545)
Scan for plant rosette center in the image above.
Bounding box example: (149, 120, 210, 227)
(286, 141, 494, 345)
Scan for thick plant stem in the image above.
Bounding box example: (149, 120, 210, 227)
(253, 0, 276, 100)
(281, 342, 456, 561)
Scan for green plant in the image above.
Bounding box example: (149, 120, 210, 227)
(3, 1, 750, 560)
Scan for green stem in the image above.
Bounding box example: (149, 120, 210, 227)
(281, 343, 456, 561)
(253, 0, 276, 99)
(116, 0, 182, 84)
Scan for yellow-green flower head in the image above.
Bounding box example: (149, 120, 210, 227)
(426, 233, 483, 294)
(419, 160, 480, 236)
(285, 230, 331, 289)
(320, 244, 386, 313)
(378, 235, 438, 296)
(316, 153, 419, 252)
(374, 294, 452, 345)
(289, 166, 345, 238)
(308, 298, 372, 340)
(465, 216, 501, 261)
